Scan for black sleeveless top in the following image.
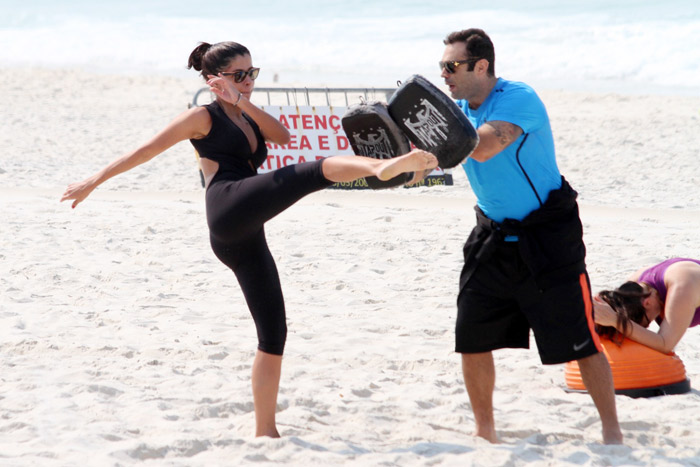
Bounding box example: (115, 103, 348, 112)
(190, 100, 268, 180)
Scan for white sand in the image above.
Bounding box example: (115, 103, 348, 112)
(2, 69, 700, 465)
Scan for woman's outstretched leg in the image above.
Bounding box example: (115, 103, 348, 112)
(252, 350, 283, 437)
(322, 149, 438, 183)
(207, 150, 438, 245)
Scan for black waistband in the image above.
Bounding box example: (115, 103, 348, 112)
(460, 177, 587, 291)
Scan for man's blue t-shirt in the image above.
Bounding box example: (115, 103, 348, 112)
(458, 78, 561, 223)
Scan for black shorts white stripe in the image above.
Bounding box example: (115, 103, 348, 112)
(456, 240, 602, 364)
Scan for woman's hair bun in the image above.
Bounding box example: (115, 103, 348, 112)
(187, 42, 212, 71)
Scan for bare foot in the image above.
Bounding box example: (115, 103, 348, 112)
(376, 149, 438, 181)
(603, 428, 624, 445)
(255, 428, 281, 438)
(474, 428, 500, 444)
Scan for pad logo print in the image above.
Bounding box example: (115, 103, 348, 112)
(351, 127, 395, 160)
(402, 99, 449, 149)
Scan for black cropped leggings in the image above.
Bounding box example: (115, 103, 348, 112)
(205, 160, 333, 355)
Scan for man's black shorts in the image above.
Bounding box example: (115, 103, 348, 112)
(456, 241, 601, 364)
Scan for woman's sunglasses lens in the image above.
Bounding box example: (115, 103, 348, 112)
(232, 68, 260, 82)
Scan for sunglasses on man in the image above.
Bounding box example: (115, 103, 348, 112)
(221, 67, 260, 83)
(439, 59, 479, 74)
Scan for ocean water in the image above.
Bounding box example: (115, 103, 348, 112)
(2, 0, 700, 95)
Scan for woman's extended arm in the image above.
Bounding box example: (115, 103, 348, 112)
(653, 277, 700, 352)
(61, 107, 210, 208)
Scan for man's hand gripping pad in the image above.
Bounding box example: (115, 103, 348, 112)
(388, 74, 479, 168)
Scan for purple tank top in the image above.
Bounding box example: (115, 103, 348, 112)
(638, 258, 700, 327)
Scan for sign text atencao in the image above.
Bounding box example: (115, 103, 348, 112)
(191, 87, 453, 189)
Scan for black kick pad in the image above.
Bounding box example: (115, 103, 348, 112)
(341, 101, 413, 189)
(388, 74, 479, 168)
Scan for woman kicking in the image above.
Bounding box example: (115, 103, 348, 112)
(61, 41, 437, 438)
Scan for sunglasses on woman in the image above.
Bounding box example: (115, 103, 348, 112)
(221, 67, 260, 83)
(439, 59, 478, 74)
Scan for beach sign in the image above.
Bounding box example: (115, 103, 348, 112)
(260, 104, 451, 190)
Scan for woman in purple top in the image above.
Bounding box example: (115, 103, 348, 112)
(594, 258, 700, 353)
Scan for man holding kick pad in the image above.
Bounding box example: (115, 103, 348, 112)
(440, 28, 623, 445)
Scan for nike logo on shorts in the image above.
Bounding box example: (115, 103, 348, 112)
(573, 339, 590, 352)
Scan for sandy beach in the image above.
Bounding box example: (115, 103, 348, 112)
(2, 68, 700, 466)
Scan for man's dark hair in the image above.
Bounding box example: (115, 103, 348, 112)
(444, 28, 495, 76)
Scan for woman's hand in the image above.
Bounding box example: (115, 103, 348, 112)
(207, 74, 245, 106)
(206, 74, 290, 145)
(593, 296, 619, 328)
(60, 176, 99, 209)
